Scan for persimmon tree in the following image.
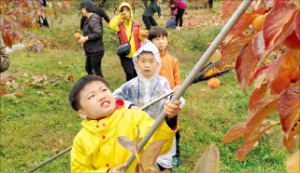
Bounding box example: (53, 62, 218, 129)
(0, 0, 71, 48)
(219, 0, 299, 162)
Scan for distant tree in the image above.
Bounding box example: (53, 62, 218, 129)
(0, 0, 71, 47)
(0, 0, 71, 72)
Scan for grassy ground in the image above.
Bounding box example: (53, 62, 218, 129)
(0, 2, 288, 172)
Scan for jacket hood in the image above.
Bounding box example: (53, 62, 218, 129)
(133, 42, 162, 79)
(118, 2, 133, 20)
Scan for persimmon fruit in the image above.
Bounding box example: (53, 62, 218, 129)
(207, 77, 220, 89)
(74, 33, 81, 40)
(252, 14, 266, 32)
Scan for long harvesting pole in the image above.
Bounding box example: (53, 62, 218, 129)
(123, 0, 253, 171)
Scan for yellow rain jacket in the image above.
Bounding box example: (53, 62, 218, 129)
(109, 2, 145, 58)
(71, 102, 176, 172)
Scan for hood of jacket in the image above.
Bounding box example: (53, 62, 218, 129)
(133, 41, 162, 79)
(118, 2, 134, 20)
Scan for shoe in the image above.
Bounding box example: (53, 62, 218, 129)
(176, 26, 182, 30)
(172, 156, 180, 167)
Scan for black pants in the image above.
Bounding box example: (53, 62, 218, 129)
(142, 15, 157, 30)
(119, 56, 137, 81)
(208, 0, 213, 9)
(85, 50, 104, 78)
(175, 8, 185, 27)
(175, 130, 180, 157)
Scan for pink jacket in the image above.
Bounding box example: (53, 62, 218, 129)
(175, 0, 187, 10)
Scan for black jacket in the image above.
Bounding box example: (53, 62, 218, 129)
(82, 14, 103, 56)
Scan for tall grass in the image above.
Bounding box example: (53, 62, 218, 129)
(0, 2, 287, 172)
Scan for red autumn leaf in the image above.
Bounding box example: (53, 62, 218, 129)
(218, 35, 254, 69)
(290, 67, 300, 83)
(244, 95, 278, 143)
(237, 136, 259, 161)
(251, 32, 274, 63)
(270, 71, 291, 94)
(274, 0, 292, 7)
(235, 42, 258, 91)
(283, 133, 297, 152)
(263, 4, 297, 50)
(2, 32, 12, 47)
(294, 10, 300, 39)
(249, 83, 268, 111)
(270, 48, 298, 94)
(264, 57, 281, 84)
(283, 121, 300, 151)
(221, 0, 242, 21)
(259, 122, 275, 135)
(279, 88, 300, 135)
(229, 13, 258, 37)
(249, 65, 268, 85)
(222, 122, 246, 144)
(284, 30, 300, 49)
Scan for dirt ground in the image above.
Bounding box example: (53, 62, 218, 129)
(182, 7, 225, 29)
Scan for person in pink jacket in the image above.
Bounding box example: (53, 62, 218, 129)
(173, 0, 187, 30)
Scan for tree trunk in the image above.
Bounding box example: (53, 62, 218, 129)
(0, 35, 10, 73)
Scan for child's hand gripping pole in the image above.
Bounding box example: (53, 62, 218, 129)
(122, 0, 253, 171)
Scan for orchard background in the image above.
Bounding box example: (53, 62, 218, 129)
(0, 0, 299, 172)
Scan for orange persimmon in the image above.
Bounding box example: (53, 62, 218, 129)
(74, 33, 81, 40)
(207, 77, 220, 89)
(252, 14, 266, 32)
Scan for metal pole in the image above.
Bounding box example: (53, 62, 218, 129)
(123, 0, 253, 171)
(27, 146, 72, 172)
(139, 91, 173, 110)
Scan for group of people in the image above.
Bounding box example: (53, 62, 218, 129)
(73, 0, 187, 172)
(78, 0, 187, 81)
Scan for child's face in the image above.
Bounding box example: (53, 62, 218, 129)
(151, 35, 168, 53)
(136, 53, 159, 79)
(77, 81, 116, 120)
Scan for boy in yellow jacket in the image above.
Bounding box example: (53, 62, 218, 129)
(69, 75, 182, 172)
